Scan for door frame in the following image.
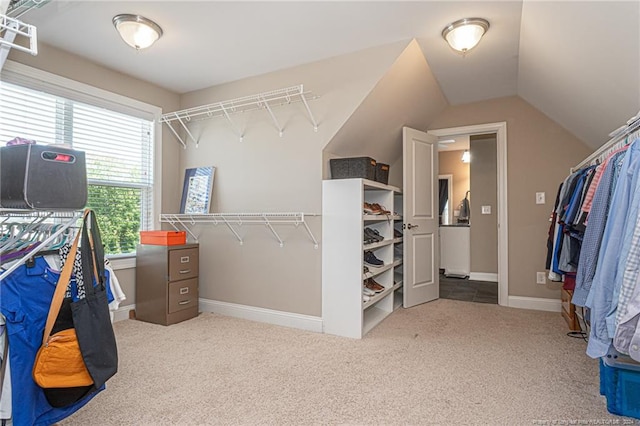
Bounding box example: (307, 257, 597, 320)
(428, 122, 508, 306)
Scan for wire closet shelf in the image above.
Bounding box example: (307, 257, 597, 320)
(160, 85, 319, 148)
(160, 212, 320, 249)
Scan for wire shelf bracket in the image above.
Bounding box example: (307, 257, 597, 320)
(159, 212, 320, 249)
(0, 13, 37, 71)
(160, 85, 319, 147)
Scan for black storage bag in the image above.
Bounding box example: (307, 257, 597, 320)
(71, 211, 118, 388)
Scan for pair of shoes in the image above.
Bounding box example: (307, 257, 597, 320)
(363, 286, 376, 296)
(364, 250, 384, 266)
(364, 227, 384, 243)
(370, 203, 390, 215)
(363, 233, 377, 244)
(363, 202, 390, 215)
(364, 277, 385, 293)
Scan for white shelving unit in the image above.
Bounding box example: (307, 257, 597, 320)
(322, 178, 403, 338)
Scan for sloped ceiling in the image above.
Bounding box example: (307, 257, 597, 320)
(324, 40, 448, 164)
(518, 1, 640, 150)
(9, 1, 640, 151)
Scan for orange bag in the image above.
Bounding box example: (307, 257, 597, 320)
(32, 211, 94, 389)
(32, 328, 93, 388)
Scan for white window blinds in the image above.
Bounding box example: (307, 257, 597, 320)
(0, 79, 154, 254)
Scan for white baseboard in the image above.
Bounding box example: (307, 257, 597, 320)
(112, 304, 135, 322)
(508, 296, 561, 312)
(199, 299, 323, 333)
(469, 272, 498, 282)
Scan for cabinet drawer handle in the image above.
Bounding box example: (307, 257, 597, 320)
(180, 256, 190, 263)
(178, 300, 190, 305)
(179, 269, 191, 274)
(179, 287, 189, 295)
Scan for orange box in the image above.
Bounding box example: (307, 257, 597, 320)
(140, 231, 186, 246)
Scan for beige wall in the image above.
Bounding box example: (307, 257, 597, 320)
(324, 40, 448, 169)
(429, 96, 592, 299)
(469, 135, 498, 274)
(438, 150, 470, 220)
(9, 43, 182, 308)
(9, 41, 593, 316)
(177, 41, 411, 316)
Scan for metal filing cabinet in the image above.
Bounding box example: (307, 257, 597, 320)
(135, 243, 199, 325)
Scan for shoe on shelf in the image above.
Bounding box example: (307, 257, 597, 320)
(363, 232, 376, 245)
(363, 294, 371, 303)
(363, 265, 370, 276)
(363, 286, 376, 296)
(364, 227, 384, 243)
(370, 203, 390, 215)
(394, 228, 403, 238)
(365, 278, 385, 293)
(364, 250, 384, 267)
(363, 202, 375, 215)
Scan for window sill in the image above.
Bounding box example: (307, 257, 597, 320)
(107, 255, 136, 270)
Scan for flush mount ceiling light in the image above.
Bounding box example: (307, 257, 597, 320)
(442, 17, 490, 55)
(113, 14, 163, 50)
(462, 150, 471, 163)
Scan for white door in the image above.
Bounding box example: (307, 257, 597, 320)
(403, 126, 439, 308)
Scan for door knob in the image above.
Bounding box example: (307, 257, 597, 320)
(407, 224, 419, 229)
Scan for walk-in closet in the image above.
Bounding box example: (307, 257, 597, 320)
(2, 0, 640, 424)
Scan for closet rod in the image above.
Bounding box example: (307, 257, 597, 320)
(0, 210, 81, 281)
(572, 111, 640, 172)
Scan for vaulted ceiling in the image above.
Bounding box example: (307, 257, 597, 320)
(8, 1, 640, 150)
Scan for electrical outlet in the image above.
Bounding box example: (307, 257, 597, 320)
(536, 272, 546, 284)
(481, 205, 491, 214)
(536, 192, 546, 204)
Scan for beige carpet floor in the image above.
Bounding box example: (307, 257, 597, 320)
(59, 299, 635, 425)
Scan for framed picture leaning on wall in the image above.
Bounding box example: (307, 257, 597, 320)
(180, 166, 215, 214)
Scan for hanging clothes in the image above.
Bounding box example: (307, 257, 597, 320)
(458, 191, 470, 223)
(586, 140, 640, 358)
(613, 214, 640, 360)
(0, 316, 11, 425)
(573, 148, 629, 307)
(0, 257, 103, 426)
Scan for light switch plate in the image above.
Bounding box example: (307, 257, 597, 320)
(481, 205, 491, 214)
(536, 192, 546, 204)
(536, 272, 547, 284)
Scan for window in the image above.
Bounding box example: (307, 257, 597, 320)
(0, 70, 156, 255)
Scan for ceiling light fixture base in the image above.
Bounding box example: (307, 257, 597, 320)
(442, 17, 490, 55)
(113, 14, 163, 50)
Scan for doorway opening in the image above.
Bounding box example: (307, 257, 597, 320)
(438, 174, 453, 225)
(429, 122, 508, 306)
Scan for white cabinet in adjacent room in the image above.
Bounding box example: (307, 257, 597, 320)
(439, 225, 470, 278)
